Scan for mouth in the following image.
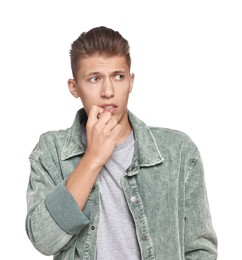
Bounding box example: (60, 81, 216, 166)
(100, 104, 117, 113)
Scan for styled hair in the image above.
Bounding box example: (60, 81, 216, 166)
(70, 26, 131, 79)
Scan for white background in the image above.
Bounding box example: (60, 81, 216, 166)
(0, 0, 241, 259)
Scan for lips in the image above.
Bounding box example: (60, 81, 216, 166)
(100, 104, 117, 113)
(103, 105, 115, 111)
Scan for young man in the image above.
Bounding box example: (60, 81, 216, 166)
(26, 26, 217, 259)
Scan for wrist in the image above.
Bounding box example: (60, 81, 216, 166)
(82, 152, 105, 172)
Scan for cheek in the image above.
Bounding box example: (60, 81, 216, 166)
(79, 92, 98, 112)
(81, 98, 94, 111)
(118, 88, 131, 102)
(79, 89, 96, 102)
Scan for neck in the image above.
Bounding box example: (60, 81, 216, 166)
(116, 120, 132, 145)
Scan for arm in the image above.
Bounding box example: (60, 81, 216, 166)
(26, 106, 121, 255)
(65, 105, 121, 210)
(26, 147, 90, 256)
(184, 149, 218, 259)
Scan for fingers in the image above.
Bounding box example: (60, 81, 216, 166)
(104, 117, 118, 131)
(85, 105, 122, 165)
(87, 105, 103, 124)
(87, 106, 121, 135)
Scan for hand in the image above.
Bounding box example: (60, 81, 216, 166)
(85, 105, 121, 167)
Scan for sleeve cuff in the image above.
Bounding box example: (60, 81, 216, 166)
(45, 180, 90, 235)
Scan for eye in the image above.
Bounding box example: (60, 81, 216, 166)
(114, 74, 125, 81)
(88, 76, 100, 83)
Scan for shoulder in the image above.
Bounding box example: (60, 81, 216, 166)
(39, 128, 69, 145)
(149, 126, 192, 143)
(29, 128, 70, 161)
(148, 126, 199, 156)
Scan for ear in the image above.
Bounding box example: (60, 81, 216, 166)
(129, 73, 135, 93)
(68, 79, 79, 98)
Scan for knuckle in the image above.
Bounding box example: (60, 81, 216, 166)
(104, 112, 112, 119)
(93, 124, 100, 131)
(112, 119, 118, 125)
(86, 121, 92, 129)
(102, 127, 110, 136)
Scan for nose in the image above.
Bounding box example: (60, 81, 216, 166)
(101, 78, 114, 99)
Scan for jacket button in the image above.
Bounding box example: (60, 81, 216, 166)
(131, 196, 137, 203)
(141, 234, 148, 241)
(91, 226, 95, 230)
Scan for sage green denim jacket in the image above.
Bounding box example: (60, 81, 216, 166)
(26, 108, 217, 260)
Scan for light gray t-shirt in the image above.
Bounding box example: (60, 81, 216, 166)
(96, 131, 141, 260)
(80, 125, 141, 259)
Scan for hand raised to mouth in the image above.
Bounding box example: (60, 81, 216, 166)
(86, 105, 121, 167)
(65, 105, 122, 211)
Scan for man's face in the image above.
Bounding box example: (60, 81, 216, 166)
(68, 55, 134, 127)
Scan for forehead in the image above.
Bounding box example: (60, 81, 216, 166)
(78, 55, 130, 75)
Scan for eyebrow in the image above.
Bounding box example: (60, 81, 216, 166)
(112, 70, 128, 74)
(86, 70, 128, 77)
(86, 72, 99, 76)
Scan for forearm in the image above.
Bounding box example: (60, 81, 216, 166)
(65, 153, 103, 210)
(65, 106, 122, 210)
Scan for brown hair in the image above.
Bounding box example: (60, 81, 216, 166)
(70, 26, 131, 79)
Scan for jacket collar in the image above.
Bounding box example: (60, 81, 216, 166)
(61, 108, 164, 169)
(61, 109, 87, 160)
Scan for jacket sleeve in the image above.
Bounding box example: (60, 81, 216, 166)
(184, 148, 218, 260)
(25, 136, 91, 256)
